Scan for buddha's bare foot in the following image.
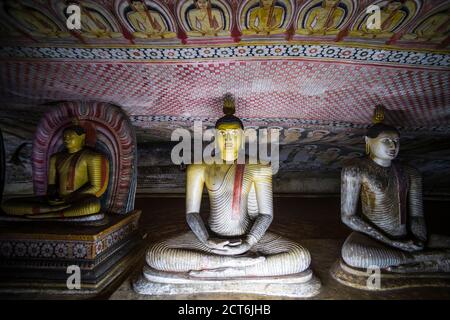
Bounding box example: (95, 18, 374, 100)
(189, 267, 247, 278)
(222, 256, 265, 268)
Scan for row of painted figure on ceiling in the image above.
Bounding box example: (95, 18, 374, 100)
(1, 0, 448, 47)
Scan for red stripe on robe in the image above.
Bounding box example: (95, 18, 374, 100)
(231, 164, 245, 221)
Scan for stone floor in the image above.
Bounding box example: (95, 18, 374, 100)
(108, 196, 450, 300)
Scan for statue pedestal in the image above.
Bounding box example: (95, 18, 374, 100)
(0, 210, 143, 298)
(133, 265, 321, 298)
(331, 259, 450, 291)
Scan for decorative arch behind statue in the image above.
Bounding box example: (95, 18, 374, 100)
(32, 101, 137, 215)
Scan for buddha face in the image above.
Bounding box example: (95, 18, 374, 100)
(324, 0, 339, 8)
(216, 123, 243, 162)
(195, 0, 209, 10)
(260, 0, 275, 9)
(366, 131, 399, 161)
(387, 2, 402, 12)
(63, 129, 86, 152)
(132, 1, 146, 12)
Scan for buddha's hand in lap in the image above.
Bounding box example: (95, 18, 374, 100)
(210, 240, 252, 256)
(392, 239, 424, 252)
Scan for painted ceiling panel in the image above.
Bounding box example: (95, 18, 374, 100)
(0, 58, 448, 130)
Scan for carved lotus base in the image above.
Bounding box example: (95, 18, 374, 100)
(330, 259, 450, 291)
(133, 265, 321, 298)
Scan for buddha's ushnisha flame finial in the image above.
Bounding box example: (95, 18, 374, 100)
(223, 93, 236, 116)
(372, 105, 386, 124)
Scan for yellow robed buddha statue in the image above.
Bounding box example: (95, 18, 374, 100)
(5, 1, 70, 38)
(242, 0, 286, 36)
(1, 122, 109, 220)
(186, 0, 230, 37)
(350, 1, 406, 39)
(127, 1, 176, 39)
(296, 0, 345, 36)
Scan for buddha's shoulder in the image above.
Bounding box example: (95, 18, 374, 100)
(396, 162, 421, 177)
(81, 148, 108, 159)
(341, 157, 370, 174)
(187, 163, 207, 173)
(245, 163, 273, 175)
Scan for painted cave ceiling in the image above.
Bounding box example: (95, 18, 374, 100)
(0, 0, 449, 195)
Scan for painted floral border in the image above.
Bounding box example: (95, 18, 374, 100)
(0, 44, 448, 67)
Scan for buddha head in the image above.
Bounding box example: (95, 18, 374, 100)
(386, 1, 402, 12)
(131, 0, 146, 13)
(63, 124, 86, 153)
(260, 0, 275, 9)
(194, 0, 211, 10)
(215, 94, 244, 162)
(365, 105, 400, 163)
(323, 0, 340, 9)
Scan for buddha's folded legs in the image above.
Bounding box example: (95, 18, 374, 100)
(1, 196, 69, 216)
(146, 231, 311, 278)
(342, 232, 450, 272)
(342, 232, 414, 269)
(27, 196, 101, 219)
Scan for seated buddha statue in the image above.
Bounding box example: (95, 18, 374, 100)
(340, 106, 450, 273)
(402, 9, 450, 42)
(242, 0, 286, 36)
(5, 1, 70, 39)
(350, 1, 406, 39)
(79, 5, 123, 39)
(186, 0, 230, 37)
(144, 96, 311, 279)
(296, 0, 345, 36)
(1, 122, 109, 220)
(127, 1, 176, 39)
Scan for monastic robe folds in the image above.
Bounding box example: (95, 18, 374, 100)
(49, 148, 109, 199)
(186, 163, 273, 237)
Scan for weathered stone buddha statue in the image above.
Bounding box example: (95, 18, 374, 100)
(1, 122, 109, 221)
(134, 96, 319, 297)
(127, 0, 176, 39)
(296, 0, 344, 36)
(242, 0, 286, 36)
(339, 106, 450, 276)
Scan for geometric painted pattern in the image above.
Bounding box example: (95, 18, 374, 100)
(0, 44, 449, 67)
(1, 58, 449, 129)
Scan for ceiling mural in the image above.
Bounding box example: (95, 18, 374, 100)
(0, 0, 448, 196)
(0, 0, 447, 49)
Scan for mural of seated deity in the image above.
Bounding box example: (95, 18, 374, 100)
(0, 1, 71, 40)
(402, 5, 450, 43)
(133, 95, 320, 298)
(239, 0, 294, 38)
(176, 0, 232, 42)
(295, 0, 356, 38)
(53, 0, 124, 42)
(331, 106, 450, 290)
(0, 102, 138, 223)
(349, 0, 419, 40)
(116, 0, 177, 41)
